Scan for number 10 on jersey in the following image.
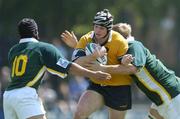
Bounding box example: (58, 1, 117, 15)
(11, 55, 28, 77)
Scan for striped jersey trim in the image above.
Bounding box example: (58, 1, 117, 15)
(135, 67, 172, 104)
(26, 66, 46, 87)
(47, 68, 67, 78)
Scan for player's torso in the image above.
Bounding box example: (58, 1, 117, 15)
(129, 41, 180, 105)
(134, 65, 180, 106)
(7, 42, 46, 90)
(76, 31, 132, 86)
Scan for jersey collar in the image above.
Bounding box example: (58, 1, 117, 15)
(19, 38, 39, 43)
(127, 36, 135, 42)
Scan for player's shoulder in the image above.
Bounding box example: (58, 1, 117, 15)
(77, 31, 94, 48)
(81, 31, 93, 39)
(9, 43, 18, 52)
(110, 30, 128, 48)
(128, 40, 144, 47)
(38, 41, 55, 48)
(8, 44, 19, 57)
(111, 30, 127, 42)
(82, 31, 93, 37)
(38, 41, 58, 53)
(128, 40, 145, 51)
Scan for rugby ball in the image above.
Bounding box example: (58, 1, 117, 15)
(85, 43, 107, 65)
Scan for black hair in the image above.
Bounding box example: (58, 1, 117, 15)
(18, 18, 39, 39)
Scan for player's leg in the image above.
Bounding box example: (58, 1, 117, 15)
(145, 108, 164, 119)
(108, 108, 127, 119)
(165, 93, 180, 119)
(104, 85, 131, 119)
(73, 90, 104, 119)
(144, 102, 164, 119)
(3, 91, 18, 119)
(14, 87, 46, 119)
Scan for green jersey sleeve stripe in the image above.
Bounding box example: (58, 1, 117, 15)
(47, 68, 67, 78)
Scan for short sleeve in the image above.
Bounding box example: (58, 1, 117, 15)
(76, 35, 89, 49)
(41, 43, 72, 78)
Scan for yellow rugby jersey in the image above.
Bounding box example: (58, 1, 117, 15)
(75, 30, 132, 86)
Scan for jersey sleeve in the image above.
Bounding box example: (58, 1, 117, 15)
(127, 41, 146, 69)
(76, 35, 88, 49)
(41, 44, 72, 78)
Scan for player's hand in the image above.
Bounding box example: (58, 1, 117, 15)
(60, 30, 78, 48)
(93, 71, 111, 80)
(91, 45, 107, 59)
(121, 54, 134, 65)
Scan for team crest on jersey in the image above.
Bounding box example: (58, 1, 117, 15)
(56, 58, 69, 68)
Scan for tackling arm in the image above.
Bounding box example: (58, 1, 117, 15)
(85, 54, 138, 75)
(102, 54, 137, 75)
(68, 62, 111, 80)
(100, 64, 138, 75)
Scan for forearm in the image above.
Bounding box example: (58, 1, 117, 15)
(101, 64, 138, 75)
(69, 62, 95, 77)
(74, 55, 96, 66)
(68, 63, 111, 80)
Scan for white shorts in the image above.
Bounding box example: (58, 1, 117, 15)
(3, 87, 46, 119)
(151, 94, 180, 119)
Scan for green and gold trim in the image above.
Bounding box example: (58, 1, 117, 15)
(135, 67, 172, 104)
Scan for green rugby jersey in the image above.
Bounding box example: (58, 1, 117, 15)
(7, 38, 72, 90)
(127, 40, 180, 106)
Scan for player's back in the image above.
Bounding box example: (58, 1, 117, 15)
(7, 42, 47, 90)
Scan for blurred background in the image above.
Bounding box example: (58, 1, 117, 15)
(0, 0, 180, 119)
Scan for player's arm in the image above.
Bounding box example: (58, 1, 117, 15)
(86, 62, 137, 75)
(41, 43, 111, 80)
(86, 42, 145, 75)
(69, 62, 111, 80)
(115, 54, 137, 74)
(98, 34, 137, 75)
(72, 48, 96, 68)
(72, 37, 106, 68)
(85, 53, 138, 74)
(104, 41, 146, 75)
(105, 41, 146, 75)
(103, 64, 137, 74)
(74, 47, 106, 66)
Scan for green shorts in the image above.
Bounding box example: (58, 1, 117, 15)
(87, 82, 132, 111)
